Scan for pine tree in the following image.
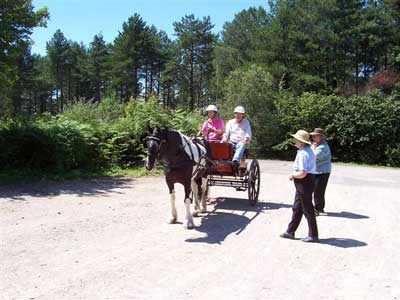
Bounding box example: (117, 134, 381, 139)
(46, 30, 70, 111)
(111, 14, 149, 101)
(87, 34, 110, 102)
(173, 14, 216, 110)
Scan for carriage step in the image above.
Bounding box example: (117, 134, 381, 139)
(235, 187, 246, 191)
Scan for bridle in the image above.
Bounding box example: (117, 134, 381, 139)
(144, 135, 163, 160)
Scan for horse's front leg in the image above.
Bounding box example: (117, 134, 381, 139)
(183, 183, 194, 229)
(191, 179, 201, 217)
(167, 182, 177, 224)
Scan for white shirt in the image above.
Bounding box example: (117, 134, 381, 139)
(223, 118, 252, 143)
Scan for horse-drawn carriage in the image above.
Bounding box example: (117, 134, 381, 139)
(144, 127, 261, 229)
(207, 141, 261, 206)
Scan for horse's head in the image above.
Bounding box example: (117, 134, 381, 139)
(143, 127, 168, 170)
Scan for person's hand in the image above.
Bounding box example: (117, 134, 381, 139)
(289, 174, 294, 181)
(207, 127, 214, 133)
(311, 143, 317, 151)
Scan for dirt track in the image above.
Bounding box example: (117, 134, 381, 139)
(1, 160, 400, 300)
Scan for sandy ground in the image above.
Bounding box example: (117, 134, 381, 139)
(1, 160, 400, 300)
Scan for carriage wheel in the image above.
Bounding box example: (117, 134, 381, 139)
(247, 159, 260, 206)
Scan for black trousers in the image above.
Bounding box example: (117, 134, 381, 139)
(313, 173, 330, 211)
(287, 174, 318, 238)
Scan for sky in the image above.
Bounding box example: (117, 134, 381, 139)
(31, 0, 268, 55)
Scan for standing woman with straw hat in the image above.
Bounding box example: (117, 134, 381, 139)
(310, 128, 332, 215)
(280, 130, 319, 243)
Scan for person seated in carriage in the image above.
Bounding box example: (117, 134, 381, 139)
(197, 104, 225, 141)
(221, 105, 252, 173)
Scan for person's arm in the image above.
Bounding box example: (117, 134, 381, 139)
(289, 170, 307, 180)
(222, 120, 230, 143)
(289, 152, 308, 180)
(316, 143, 331, 162)
(213, 119, 224, 135)
(213, 128, 223, 134)
(198, 121, 209, 137)
(243, 119, 252, 143)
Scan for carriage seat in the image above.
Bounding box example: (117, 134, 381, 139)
(208, 141, 233, 160)
(208, 141, 248, 161)
(208, 141, 248, 175)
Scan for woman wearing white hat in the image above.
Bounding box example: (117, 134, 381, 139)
(198, 104, 224, 141)
(280, 129, 319, 243)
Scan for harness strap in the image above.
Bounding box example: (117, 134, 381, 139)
(181, 135, 209, 180)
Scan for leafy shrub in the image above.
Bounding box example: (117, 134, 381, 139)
(0, 97, 202, 172)
(274, 89, 400, 166)
(2, 89, 399, 172)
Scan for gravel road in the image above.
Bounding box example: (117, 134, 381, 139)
(1, 160, 399, 300)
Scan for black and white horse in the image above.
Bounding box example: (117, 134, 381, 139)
(144, 127, 210, 229)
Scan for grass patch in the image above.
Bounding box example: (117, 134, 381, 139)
(0, 165, 163, 186)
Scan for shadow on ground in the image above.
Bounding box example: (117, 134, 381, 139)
(186, 197, 291, 244)
(0, 177, 134, 201)
(319, 238, 368, 248)
(325, 211, 369, 219)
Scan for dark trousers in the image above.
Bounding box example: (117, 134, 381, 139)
(313, 173, 330, 211)
(287, 174, 318, 238)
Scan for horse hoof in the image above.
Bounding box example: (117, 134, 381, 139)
(200, 208, 207, 213)
(192, 211, 199, 217)
(167, 217, 177, 224)
(183, 221, 194, 230)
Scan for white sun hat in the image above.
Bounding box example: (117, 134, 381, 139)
(206, 104, 218, 112)
(234, 106, 245, 114)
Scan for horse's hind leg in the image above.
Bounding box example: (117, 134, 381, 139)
(191, 179, 201, 217)
(183, 181, 194, 230)
(200, 176, 208, 213)
(167, 182, 177, 224)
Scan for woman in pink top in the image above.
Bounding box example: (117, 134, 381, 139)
(198, 105, 224, 141)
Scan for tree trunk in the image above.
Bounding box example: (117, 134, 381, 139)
(144, 69, 148, 101)
(190, 46, 195, 111)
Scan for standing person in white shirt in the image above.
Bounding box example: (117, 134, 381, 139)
(221, 106, 252, 173)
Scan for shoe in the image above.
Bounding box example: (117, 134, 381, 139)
(301, 236, 319, 243)
(280, 232, 295, 239)
(232, 161, 239, 175)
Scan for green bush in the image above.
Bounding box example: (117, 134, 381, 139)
(1, 89, 399, 173)
(0, 119, 56, 169)
(274, 89, 400, 166)
(0, 97, 202, 173)
(332, 90, 400, 164)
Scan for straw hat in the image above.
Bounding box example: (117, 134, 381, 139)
(290, 130, 311, 145)
(309, 128, 325, 137)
